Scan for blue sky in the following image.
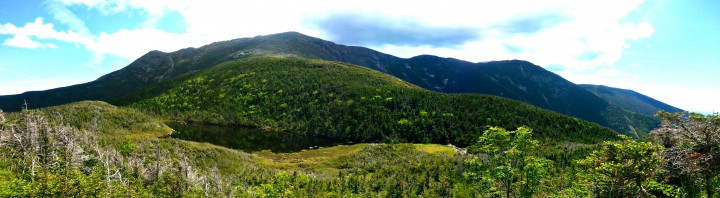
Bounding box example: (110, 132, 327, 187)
(0, 0, 718, 113)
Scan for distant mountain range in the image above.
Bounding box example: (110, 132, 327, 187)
(0, 32, 682, 136)
(580, 84, 683, 116)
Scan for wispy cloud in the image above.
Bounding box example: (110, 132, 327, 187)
(0, 17, 90, 49)
(495, 12, 570, 35)
(311, 13, 481, 47)
(2, 35, 57, 49)
(596, 69, 625, 77)
(86, 28, 190, 62)
(1, 0, 655, 90)
(3, 0, 716, 113)
(363, 0, 654, 71)
(44, 0, 91, 34)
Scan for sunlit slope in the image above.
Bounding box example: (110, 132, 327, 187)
(0, 32, 662, 137)
(123, 56, 618, 145)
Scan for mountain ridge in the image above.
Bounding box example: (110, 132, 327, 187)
(0, 32, 673, 136)
(580, 84, 683, 116)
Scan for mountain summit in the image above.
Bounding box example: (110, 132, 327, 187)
(0, 32, 676, 136)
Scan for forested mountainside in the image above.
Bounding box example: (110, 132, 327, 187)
(0, 32, 669, 136)
(2, 100, 715, 197)
(122, 56, 618, 145)
(0, 33, 712, 198)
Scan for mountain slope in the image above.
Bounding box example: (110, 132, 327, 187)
(0, 51, 183, 111)
(580, 84, 684, 116)
(0, 102, 495, 197)
(122, 56, 618, 145)
(0, 32, 663, 135)
(215, 32, 659, 135)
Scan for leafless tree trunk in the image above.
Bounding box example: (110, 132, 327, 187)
(653, 111, 720, 197)
(1, 106, 235, 197)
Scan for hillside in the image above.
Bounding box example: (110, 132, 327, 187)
(0, 101, 472, 197)
(0, 32, 663, 136)
(121, 56, 618, 145)
(0, 93, 713, 197)
(580, 84, 684, 116)
(171, 32, 659, 135)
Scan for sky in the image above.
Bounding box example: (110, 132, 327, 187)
(0, 0, 718, 113)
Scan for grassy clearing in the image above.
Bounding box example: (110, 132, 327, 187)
(414, 144, 457, 155)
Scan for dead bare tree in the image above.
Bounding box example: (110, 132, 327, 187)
(0, 109, 5, 123)
(1, 106, 234, 197)
(0, 110, 6, 146)
(652, 111, 720, 197)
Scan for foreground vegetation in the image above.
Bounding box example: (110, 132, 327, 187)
(0, 56, 715, 197)
(1, 101, 717, 197)
(0, 103, 466, 197)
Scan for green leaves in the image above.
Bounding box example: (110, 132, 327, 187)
(118, 138, 134, 157)
(577, 135, 664, 197)
(465, 126, 553, 198)
(396, 118, 412, 126)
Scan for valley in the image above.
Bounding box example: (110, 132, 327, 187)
(0, 32, 682, 137)
(168, 123, 347, 153)
(0, 32, 716, 197)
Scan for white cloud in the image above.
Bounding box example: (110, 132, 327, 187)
(0, 18, 91, 49)
(3, 0, 717, 115)
(372, 0, 652, 70)
(0, 18, 91, 43)
(596, 69, 625, 77)
(1, 0, 664, 101)
(86, 28, 200, 62)
(1, 0, 656, 67)
(55, 0, 188, 28)
(29, 0, 325, 64)
(27, 0, 653, 71)
(3, 35, 56, 49)
(175, 0, 316, 41)
(58, 0, 106, 7)
(46, 0, 91, 34)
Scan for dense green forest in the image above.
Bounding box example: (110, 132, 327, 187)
(0, 102, 462, 196)
(0, 56, 717, 197)
(1, 103, 718, 197)
(0, 32, 667, 138)
(122, 56, 617, 145)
